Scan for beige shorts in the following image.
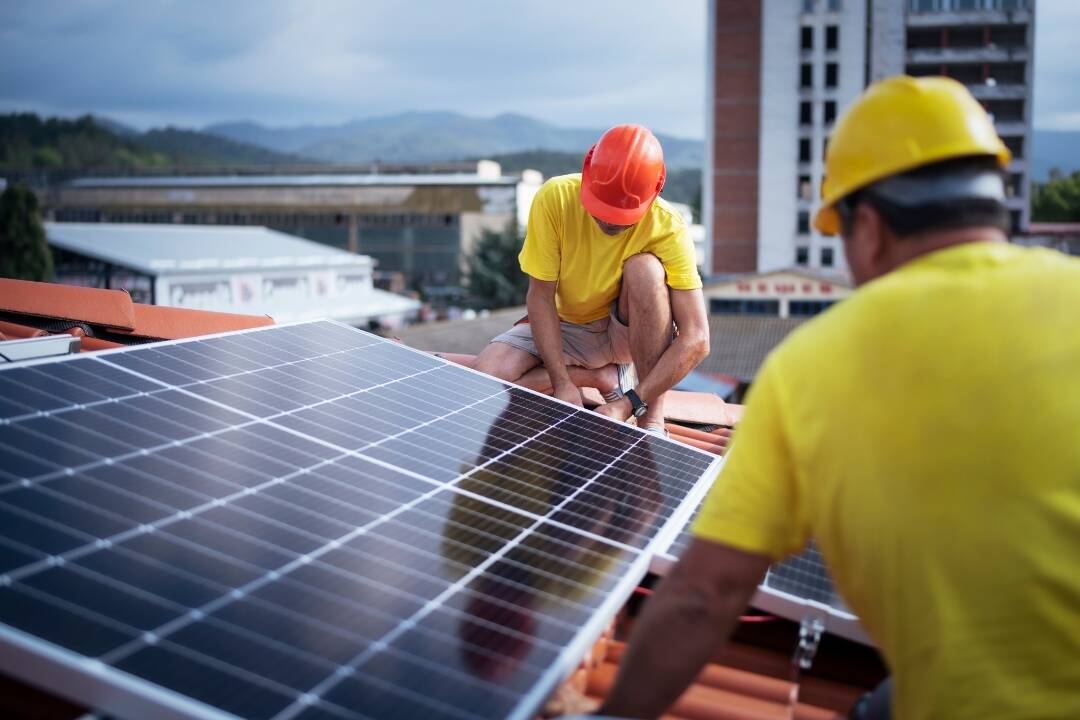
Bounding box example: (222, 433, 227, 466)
(491, 303, 633, 370)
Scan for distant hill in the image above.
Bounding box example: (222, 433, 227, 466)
(488, 149, 702, 215)
(0, 113, 301, 174)
(138, 127, 303, 166)
(206, 112, 704, 169)
(1032, 130, 1080, 181)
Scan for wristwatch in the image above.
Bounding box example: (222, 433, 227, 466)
(625, 389, 648, 418)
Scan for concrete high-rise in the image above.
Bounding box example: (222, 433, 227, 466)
(705, 0, 1036, 276)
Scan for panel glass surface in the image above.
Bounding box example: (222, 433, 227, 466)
(0, 321, 715, 720)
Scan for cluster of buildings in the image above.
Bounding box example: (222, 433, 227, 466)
(704, 0, 1037, 276)
(18, 0, 1057, 376)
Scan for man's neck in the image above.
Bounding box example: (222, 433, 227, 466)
(889, 226, 1008, 268)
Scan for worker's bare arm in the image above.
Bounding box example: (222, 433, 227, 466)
(527, 277, 582, 406)
(634, 287, 709, 403)
(597, 539, 769, 718)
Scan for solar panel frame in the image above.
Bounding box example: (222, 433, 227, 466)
(0, 320, 723, 720)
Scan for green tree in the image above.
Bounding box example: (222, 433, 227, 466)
(465, 221, 528, 309)
(1031, 170, 1080, 222)
(0, 184, 53, 281)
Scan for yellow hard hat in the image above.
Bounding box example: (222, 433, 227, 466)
(814, 75, 1011, 236)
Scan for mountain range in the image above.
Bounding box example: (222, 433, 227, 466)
(204, 112, 705, 169)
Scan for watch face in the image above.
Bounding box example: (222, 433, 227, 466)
(633, 405, 648, 418)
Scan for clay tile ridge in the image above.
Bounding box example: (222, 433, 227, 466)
(0, 278, 135, 331)
(131, 304, 272, 341)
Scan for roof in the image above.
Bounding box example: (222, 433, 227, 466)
(67, 172, 520, 189)
(698, 315, 808, 380)
(0, 283, 883, 719)
(0, 278, 272, 347)
(1027, 222, 1080, 235)
(395, 306, 527, 354)
(706, 267, 854, 290)
(45, 222, 370, 276)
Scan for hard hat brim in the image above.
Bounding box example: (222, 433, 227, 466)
(813, 205, 841, 236)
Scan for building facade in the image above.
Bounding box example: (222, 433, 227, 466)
(45, 162, 542, 297)
(707, 0, 1036, 275)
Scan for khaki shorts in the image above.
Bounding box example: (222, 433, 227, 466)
(491, 303, 633, 370)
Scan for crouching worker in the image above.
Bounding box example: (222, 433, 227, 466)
(473, 124, 709, 435)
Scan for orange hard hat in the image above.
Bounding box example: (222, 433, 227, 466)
(580, 124, 666, 225)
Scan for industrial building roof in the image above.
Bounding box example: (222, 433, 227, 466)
(67, 172, 520, 189)
(699, 316, 809, 381)
(45, 222, 371, 277)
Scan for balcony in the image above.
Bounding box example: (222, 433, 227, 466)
(967, 83, 1027, 100)
(906, 45, 1027, 64)
(906, 10, 1033, 28)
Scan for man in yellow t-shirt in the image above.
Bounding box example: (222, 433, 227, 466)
(472, 125, 708, 434)
(601, 77, 1080, 719)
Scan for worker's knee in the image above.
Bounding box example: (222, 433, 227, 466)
(622, 253, 666, 290)
(473, 342, 534, 381)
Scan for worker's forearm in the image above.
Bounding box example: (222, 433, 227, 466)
(598, 574, 740, 718)
(635, 332, 708, 403)
(527, 291, 571, 387)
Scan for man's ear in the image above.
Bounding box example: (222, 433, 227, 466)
(857, 203, 890, 268)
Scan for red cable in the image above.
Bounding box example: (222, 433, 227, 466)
(632, 586, 779, 623)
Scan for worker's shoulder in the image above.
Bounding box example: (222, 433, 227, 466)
(536, 174, 582, 203)
(649, 196, 689, 229)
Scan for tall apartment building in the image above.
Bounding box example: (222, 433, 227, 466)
(705, 0, 1036, 275)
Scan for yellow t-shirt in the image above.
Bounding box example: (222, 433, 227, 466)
(518, 174, 702, 324)
(693, 242, 1080, 720)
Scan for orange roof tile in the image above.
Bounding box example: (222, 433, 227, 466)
(130, 303, 272, 340)
(0, 278, 136, 331)
(0, 279, 274, 350)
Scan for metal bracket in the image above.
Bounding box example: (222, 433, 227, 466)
(793, 615, 826, 671)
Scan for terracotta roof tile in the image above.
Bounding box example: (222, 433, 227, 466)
(0, 319, 49, 340)
(0, 280, 274, 352)
(0, 278, 136, 331)
(130, 303, 272, 340)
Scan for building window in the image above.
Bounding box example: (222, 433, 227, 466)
(1002, 135, 1023, 159)
(824, 100, 837, 124)
(790, 300, 836, 316)
(801, 26, 814, 51)
(1006, 173, 1024, 198)
(799, 138, 812, 163)
(798, 211, 810, 235)
(827, 0, 842, 9)
(802, 0, 816, 12)
(821, 247, 835, 267)
(800, 101, 813, 125)
(798, 174, 813, 200)
(796, 247, 810, 266)
(800, 63, 813, 88)
(826, 25, 839, 50)
(1010, 210, 1022, 235)
(825, 63, 838, 88)
(710, 299, 781, 316)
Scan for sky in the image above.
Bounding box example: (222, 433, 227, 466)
(0, 0, 1076, 139)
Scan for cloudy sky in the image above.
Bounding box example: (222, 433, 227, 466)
(0, 0, 1076, 139)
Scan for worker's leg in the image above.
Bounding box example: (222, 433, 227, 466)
(473, 340, 541, 382)
(616, 253, 672, 429)
(515, 363, 619, 396)
(472, 333, 619, 395)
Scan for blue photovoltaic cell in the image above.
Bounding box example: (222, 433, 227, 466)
(0, 320, 717, 720)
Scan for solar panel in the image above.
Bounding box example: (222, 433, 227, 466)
(0, 320, 719, 720)
(654, 518, 870, 645)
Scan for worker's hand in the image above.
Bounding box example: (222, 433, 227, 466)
(554, 380, 585, 408)
(594, 397, 632, 423)
(541, 683, 599, 717)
